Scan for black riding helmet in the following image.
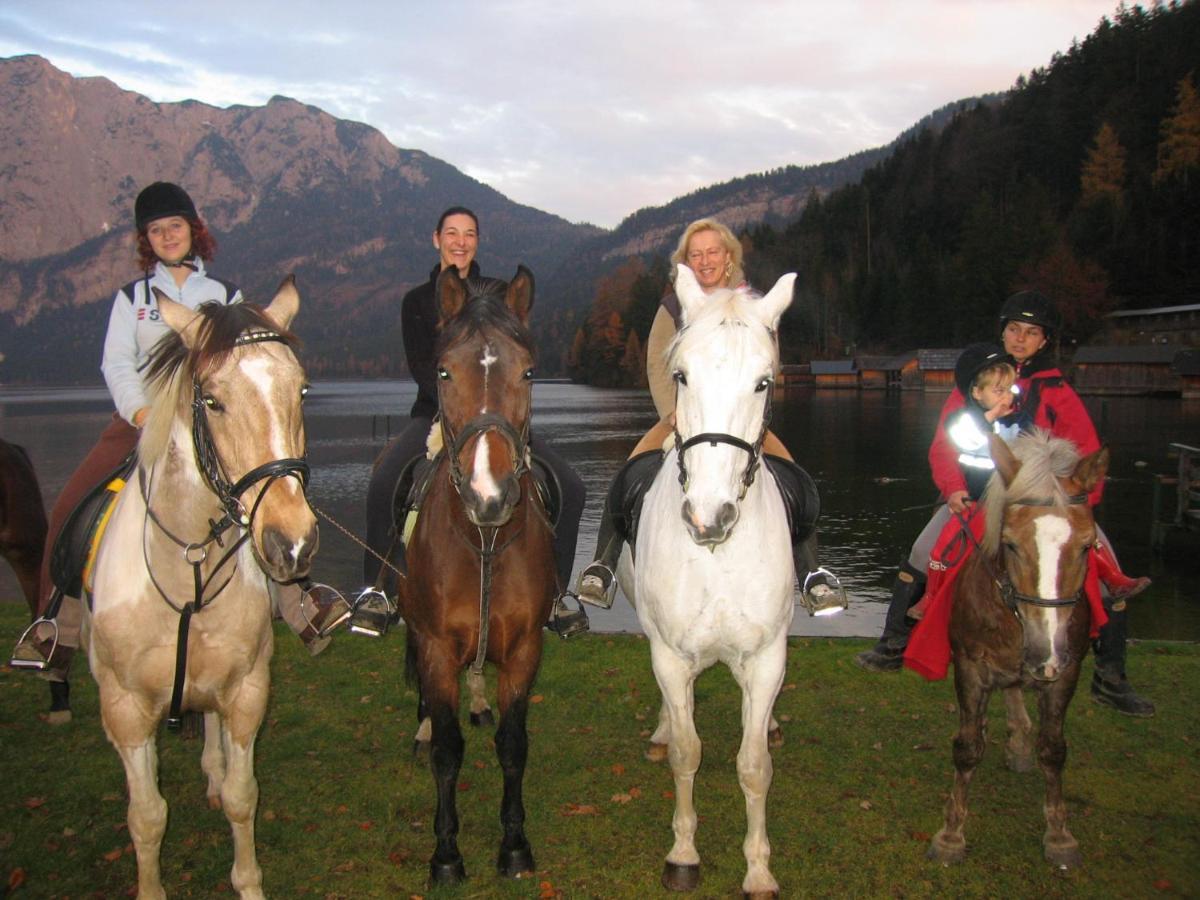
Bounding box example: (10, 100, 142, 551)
(135, 182, 198, 230)
(997, 290, 1061, 335)
(954, 342, 1013, 399)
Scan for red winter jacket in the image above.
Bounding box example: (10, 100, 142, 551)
(927, 359, 1103, 506)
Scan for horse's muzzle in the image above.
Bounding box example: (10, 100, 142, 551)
(681, 498, 739, 546)
(259, 522, 318, 580)
(463, 477, 521, 528)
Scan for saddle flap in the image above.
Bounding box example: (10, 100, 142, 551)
(50, 455, 136, 597)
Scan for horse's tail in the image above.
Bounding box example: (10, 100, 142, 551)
(404, 626, 420, 690)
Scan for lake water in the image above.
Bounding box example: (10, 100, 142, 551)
(1, 381, 1196, 641)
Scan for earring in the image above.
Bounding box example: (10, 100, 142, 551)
(724, 260, 733, 277)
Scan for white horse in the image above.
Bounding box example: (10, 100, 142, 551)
(617, 265, 796, 898)
(84, 282, 315, 900)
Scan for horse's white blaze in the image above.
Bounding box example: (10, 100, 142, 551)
(479, 343, 498, 409)
(1034, 515, 1071, 599)
(240, 356, 288, 460)
(469, 434, 501, 501)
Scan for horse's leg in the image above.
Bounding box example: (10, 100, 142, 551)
(218, 672, 269, 900)
(651, 644, 702, 891)
(929, 669, 990, 865)
(493, 640, 541, 877)
(1037, 681, 1081, 868)
(732, 638, 786, 899)
(101, 689, 168, 900)
(201, 711, 226, 809)
(1002, 686, 1035, 773)
(767, 712, 783, 749)
(646, 702, 670, 762)
(425, 653, 467, 885)
(467, 667, 495, 727)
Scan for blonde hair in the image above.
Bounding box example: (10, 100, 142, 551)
(669, 218, 745, 288)
(973, 361, 1017, 395)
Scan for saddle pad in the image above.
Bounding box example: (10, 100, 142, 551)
(50, 456, 135, 597)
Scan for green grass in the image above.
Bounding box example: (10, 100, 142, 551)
(1, 602, 1197, 898)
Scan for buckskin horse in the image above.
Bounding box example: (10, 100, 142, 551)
(83, 282, 315, 900)
(399, 266, 556, 885)
(927, 429, 1108, 868)
(616, 265, 797, 898)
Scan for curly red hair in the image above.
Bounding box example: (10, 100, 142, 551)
(136, 217, 217, 272)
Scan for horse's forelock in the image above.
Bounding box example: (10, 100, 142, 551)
(981, 429, 1080, 555)
(436, 290, 535, 360)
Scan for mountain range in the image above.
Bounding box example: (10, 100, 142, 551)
(0, 53, 969, 382)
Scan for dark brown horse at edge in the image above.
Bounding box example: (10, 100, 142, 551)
(929, 429, 1108, 868)
(400, 265, 556, 885)
(0, 438, 65, 718)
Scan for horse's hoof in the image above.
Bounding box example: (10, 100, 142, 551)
(470, 709, 495, 728)
(1045, 839, 1081, 869)
(744, 890, 779, 900)
(645, 742, 668, 763)
(45, 709, 72, 726)
(661, 861, 700, 891)
(429, 857, 467, 885)
(496, 844, 535, 877)
(927, 833, 966, 865)
(767, 727, 783, 749)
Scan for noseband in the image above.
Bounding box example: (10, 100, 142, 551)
(190, 330, 310, 538)
(437, 385, 532, 497)
(673, 380, 772, 500)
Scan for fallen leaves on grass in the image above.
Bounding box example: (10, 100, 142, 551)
(561, 803, 600, 816)
(8, 868, 26, 891)
(22, 796, 46, 810)
(530, 694, 544, 704)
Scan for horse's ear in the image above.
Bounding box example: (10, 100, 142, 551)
(989, 432, 1021, 487)
(436, 267, 468, 326)
(675, 264, 706, 324)
(264, 275, 300, 330)
(1072, 446, 1110, 494)
(505, 265, 535, 324)
(753, 273, 797, 331)
(154, 290, 203, 348)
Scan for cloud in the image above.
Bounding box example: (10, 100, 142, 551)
(0, 0, 1122, 226)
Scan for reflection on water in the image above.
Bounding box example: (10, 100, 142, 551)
(1, 381, 1196, 641)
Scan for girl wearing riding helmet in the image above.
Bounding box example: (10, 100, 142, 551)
(576, 217, 844, 616)
(12, 183, 348, 681)
(856, 292, 1153, 716)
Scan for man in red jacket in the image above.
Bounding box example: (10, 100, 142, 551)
(854, 291, 1153, 717)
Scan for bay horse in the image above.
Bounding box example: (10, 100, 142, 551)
(83, 282, 315, 900)
(616, 265, 796, 898)
(928, 429, 1108, 868)
(400, 266, 556, 885)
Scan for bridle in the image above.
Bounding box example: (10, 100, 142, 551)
(436, 365, 533, 498)
(673, 376, 773, 501)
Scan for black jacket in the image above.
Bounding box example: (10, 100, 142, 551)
(401, 261, 481, 418)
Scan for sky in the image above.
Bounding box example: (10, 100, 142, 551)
(0, 0, 1125, 229)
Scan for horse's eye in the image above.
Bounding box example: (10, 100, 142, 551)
(203, 395, 224, 413)
(524, 368, 535, 381)
(1003, 540, 1018, 554)
(437, 367, 450, 381)
(755, 377, 773, 393)
(673, 370, 687, 387)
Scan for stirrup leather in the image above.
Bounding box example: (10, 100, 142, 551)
(10, 618, 59, 671)
(348, 587, 396, 638)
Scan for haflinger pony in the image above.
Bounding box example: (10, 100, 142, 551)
(400, 265, 556, 886)
(83, 281, 314, 900)
(928, 429, 1108, 869)
(617, 264, 796, 898)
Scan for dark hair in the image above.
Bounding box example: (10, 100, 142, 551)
(136, 217, 217, 272)
(436, 206, 480, 235)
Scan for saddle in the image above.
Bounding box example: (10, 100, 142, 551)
(49, 454, 136, 610)
(387, 450, 561, 571)
(608, 451, 819, 551)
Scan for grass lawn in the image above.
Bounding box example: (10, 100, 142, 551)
(1, 602, 1197, 898)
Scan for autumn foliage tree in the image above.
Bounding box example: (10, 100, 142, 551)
(1154, 72, 1200, 190)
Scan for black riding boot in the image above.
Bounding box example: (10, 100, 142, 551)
(854, 562, 926, 672)
(575, 451, 662, 609)
(1091, 606, 1155, 717)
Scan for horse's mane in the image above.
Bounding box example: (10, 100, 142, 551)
(981, 428, 1082, 556)
(138, 302, 298, 465)
(435, 277, 536, 359)
(667, 286, 778, 374)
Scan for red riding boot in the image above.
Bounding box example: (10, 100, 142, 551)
(1092, 540, 1151, 603)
